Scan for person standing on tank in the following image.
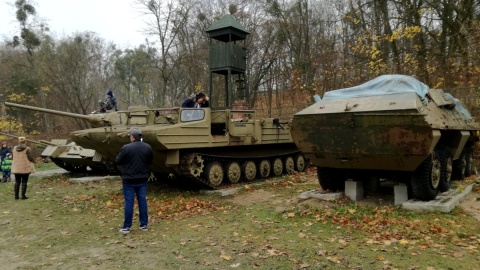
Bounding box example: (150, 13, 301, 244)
(103, 90, 118, 111)
(11, 137, 36, 200)
(182, 92, 209, 108)
(115, 128, 153, 234)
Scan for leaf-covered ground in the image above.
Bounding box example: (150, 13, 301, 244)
(0, 167, 478, 269)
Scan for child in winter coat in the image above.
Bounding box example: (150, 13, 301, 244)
(1, 153, 12, 182)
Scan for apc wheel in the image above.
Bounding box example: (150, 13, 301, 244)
(453, 150, 467, 180)
(272, 158, 283, 177)
(204, 162, 224, 187)
(242, 161, 257, 181)
(411, 153, 440, 201)
(258, 160, 271, 178)
(225, 161, 241, 183)
(64, 164, 88, 173)
(464, 145, 473, 177)
(436, 145, 452, 192)
(284, 156, 295, 174)
(317, 167, 345, 191)
(294, 155, 307, 172)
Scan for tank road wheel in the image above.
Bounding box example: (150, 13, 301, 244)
(436, 145, 453, 192)
(272, 158, 283, 177)
(411, 153, 440, 201)
(204, 162, 224, 187)
(258, 159, 271, 178)
(317, 167, 345, 192)
(225, 162, 241, 184)
(284, 156, 295, 174)
(242, 160, 257, 181)
(294, 154, 307, 172)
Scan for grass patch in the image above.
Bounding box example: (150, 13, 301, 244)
(0, 170, 478, 269)
(33, 161, 61, 171)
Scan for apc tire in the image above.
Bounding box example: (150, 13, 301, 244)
(452, 152, 466, 180)
(411, 153, 440, 201)
(436, 145, 452, 193)
(464, 145, 473, 177)
(317, 167, 345, 192)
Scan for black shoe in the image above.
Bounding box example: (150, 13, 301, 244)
(21, 196, 28, 200)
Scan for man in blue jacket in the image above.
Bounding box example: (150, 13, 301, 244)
(115, 128, 153, 234)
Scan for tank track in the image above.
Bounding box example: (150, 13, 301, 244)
(177, 151, 308, 190)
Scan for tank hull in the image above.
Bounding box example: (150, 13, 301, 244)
(70, 107, 306, 188)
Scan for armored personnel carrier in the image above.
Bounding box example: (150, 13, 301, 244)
(291, 75, 479, 201)
(0, 131, 110, 174)
(5, 102, 307, 188)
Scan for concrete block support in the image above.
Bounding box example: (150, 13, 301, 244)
(345, 180, 363, 201)
(394, 184, 409, 205)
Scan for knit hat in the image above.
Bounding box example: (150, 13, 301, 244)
(107, 90, 113, 96)
(18, 137, 26, 143)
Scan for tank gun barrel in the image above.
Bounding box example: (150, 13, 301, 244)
(4, 102, 103, 125)
(0, 131, 56, 146)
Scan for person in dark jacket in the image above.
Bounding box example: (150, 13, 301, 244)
(181, 92, 209, 108)
(115, 128, 153, 234)
(0, 141, 12, 174)
(97, 90, 118, 113)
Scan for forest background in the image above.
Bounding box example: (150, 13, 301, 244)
(0, 0, 479, 137)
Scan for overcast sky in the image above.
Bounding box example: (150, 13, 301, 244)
(0, 0, 148, 48)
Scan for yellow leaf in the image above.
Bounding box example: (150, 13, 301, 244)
(220, 255, 232, 261)
(399, 239, 409, 245)
(287, 212, 295, 218)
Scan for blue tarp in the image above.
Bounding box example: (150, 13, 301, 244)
(444, 93, 474, 119)
(323, 75, 430, 103)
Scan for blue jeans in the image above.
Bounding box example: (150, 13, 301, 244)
(122, 181, 148, 228)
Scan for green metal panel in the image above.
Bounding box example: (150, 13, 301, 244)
(209, 43, 246, 71)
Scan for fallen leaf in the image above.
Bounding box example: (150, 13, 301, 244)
(399, 239, 409, 245)
(220, 255, 232, 260)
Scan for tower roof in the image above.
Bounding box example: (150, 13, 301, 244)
(205, 14, 250, 42)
